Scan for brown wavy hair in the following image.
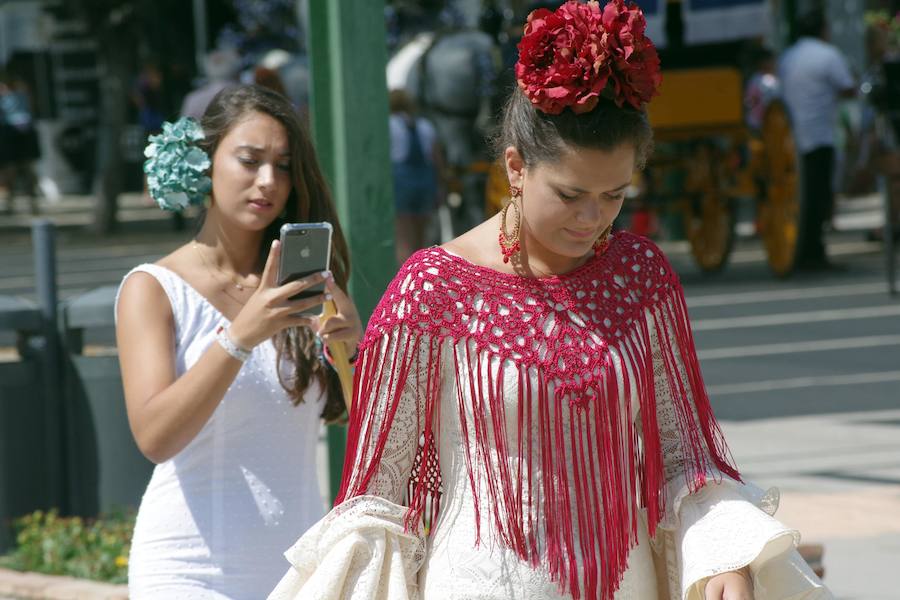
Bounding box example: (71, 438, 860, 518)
(199, 84, 350, 422)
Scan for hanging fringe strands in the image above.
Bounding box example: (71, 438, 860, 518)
(336, 231, 740, 600)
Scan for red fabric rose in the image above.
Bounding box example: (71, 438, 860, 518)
(601, 0, 662, 108)
(515, 0, 661, 114)
(515, 1, 610, 115)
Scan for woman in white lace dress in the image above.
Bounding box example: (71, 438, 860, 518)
(115, 85, 362, 599)
(271, 2, 832, 599)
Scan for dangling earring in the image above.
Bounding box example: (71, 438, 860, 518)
(593, 222, 613, 256)
(499, 186, 522, 263)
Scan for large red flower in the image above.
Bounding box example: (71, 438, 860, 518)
(515, 1, 610, 115)
(601, 0, 662, 108)
(515, 0, 661, 114)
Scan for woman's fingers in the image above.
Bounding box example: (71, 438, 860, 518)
(287, 315, 317, 330)
(324, 276, 354, 311)
(275, 270, 331, 302)
(321, 328, 358, 344)
(261, 239, 281, 288)
(275, 293, 330, 317)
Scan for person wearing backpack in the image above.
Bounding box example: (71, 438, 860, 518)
(389, 89, 445, 265)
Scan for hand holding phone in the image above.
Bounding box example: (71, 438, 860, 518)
(225, 224, 334, 351)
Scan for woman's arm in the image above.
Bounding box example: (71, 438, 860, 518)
(116, 272, 244, 463)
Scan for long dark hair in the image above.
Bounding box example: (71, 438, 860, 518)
(495, 88, 654, 169)
(199, 84, 350, 421)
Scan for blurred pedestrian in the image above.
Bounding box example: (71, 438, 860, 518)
(779, 9, 856, 270)
(744, 45, 780, 132)
(180, 49, 241, 121)
(253, 66, 289, 99)
(117, 85, 361, 599)
(389, 89, 444, 264)
(133, 62, 167, 208)
(0, 71, 40, 214)
(388, 5, 499, 237)
(132, 62, 166, 136)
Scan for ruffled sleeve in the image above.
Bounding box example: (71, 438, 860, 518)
(642, 262, 833, 600)
(269, 264, 444, 599)
(268, 496, 425, 600)
(675, 482, 831, 600)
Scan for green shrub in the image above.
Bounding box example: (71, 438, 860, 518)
(0, 509, 135, 584)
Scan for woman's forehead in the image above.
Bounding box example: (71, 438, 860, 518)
(223, 112, 289, 152)
(534, 144, 634, 189)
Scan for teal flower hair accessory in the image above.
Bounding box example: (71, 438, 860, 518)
(143, 117, 212, 212)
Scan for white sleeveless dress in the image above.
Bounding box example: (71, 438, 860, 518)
(116, 264, 326, 599)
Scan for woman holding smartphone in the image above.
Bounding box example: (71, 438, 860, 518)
(115, 84, 361, 599)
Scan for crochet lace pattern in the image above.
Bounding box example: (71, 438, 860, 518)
(337, 232, 740, 600)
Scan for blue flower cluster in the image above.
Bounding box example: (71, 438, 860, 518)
(143, 118, 212, 212)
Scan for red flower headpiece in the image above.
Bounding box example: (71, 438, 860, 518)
(515, 0, 661, 114)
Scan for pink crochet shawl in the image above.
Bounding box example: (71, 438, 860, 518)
(336, 232, 740, 600)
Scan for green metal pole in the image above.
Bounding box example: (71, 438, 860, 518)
(306, 0, 396, 503)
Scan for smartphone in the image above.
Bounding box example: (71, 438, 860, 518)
(277, 222, 333, 315)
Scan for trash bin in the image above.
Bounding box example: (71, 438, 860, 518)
(0, 295, 47, 553)
(59, 286, 153, 517)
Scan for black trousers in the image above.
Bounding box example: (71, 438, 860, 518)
(798, 146, 835, 266)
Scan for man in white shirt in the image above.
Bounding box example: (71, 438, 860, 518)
(779, 9, 856, 269)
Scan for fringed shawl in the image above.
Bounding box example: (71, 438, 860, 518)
(336, 232, 740, 600)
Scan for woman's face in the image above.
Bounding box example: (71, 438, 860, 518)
(507, 142, 635, 261)
(209, 111, 292, 230)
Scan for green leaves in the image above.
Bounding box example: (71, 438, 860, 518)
(0, 509, 135, 584)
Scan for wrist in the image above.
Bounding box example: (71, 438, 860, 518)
(216, 325, 252, 362)
(226, 321, 255, 350)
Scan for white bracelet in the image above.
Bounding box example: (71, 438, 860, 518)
(216, 326, 252, 362)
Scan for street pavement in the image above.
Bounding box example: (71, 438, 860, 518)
(0, 193, 898, 598)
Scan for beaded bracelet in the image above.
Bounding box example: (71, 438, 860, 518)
(215, 325, 252, 362)
(322, 342, 359, 368)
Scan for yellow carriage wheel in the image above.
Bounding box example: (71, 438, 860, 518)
(681, 144, 735, 273)
(759, 101, 800, 277)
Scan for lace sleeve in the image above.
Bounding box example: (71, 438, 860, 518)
(643, 301, 732, 527)
(267, 326, 442, 600)
(340, 326, 436, 504)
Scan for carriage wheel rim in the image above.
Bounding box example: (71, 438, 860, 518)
(761, 102, 800, 275)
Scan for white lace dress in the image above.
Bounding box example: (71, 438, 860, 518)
(117, 264, 326, 600)
(269, 240, 831, 600)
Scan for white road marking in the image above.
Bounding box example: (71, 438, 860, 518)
(692, 305, 900, 331)
(697, 335, 900, 360)
(687, 282, 887, 308)
(708, 370, 900, 395)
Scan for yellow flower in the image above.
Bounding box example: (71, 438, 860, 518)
(115, 556, 128, 568)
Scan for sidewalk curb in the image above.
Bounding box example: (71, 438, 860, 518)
(0, 568, 127, 600)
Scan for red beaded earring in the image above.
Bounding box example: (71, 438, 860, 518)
(593, 223, 613, 256)
(498, 186, 522, 263)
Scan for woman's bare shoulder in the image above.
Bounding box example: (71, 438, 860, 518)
(441, 216, 503, 268)
(117, 244, 194, 321)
